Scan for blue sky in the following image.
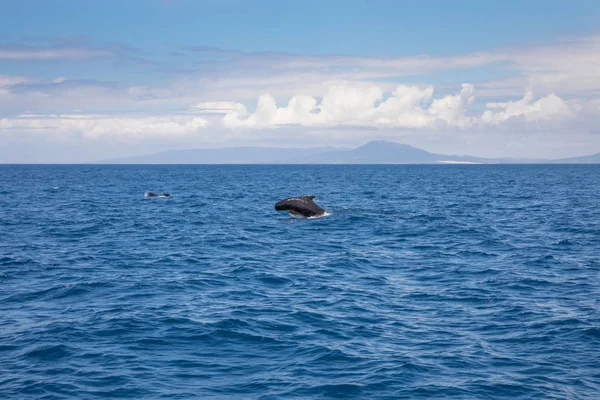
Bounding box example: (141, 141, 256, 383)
(4, 0, 599, 54)
(1, 0, 599, 162)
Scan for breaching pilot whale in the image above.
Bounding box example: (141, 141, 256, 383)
(275, 195, 326, 218)
(145, 192, 170, 197)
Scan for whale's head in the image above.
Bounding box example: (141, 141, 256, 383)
(275, 199, 289, 210)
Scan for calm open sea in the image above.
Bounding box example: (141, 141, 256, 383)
(1, 165, 599, 399)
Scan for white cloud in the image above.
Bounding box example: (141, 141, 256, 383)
(0, 75, 32, 97)
(0, 114, 209, 139)
(190, 101, 247, 114)
(178, 34, 600, 102)
(0, 47, 112, 60)
(0, 75, 31, 87)
(428, 83, 475, 128)
(1, 34, 599, 162)
(2, 35, 596, 122)
(223, 82, 478, 129)
(222, 82, 576, 130)
(482, 92, 571, 124)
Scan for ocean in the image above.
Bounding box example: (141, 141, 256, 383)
(1, 164, 599, 399)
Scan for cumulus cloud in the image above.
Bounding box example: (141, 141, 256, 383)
(223, 82, 476, 129)
(221, 82, 576, 130)
(482, 92, 571, 124)
(0, 114, 208, 139)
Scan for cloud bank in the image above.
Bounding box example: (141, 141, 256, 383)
(0, 114, 208, 139)
(0, 34, 599, 161)
(220, 82, 570, 129)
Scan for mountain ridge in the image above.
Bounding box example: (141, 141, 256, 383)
(94, 141, 600, 164)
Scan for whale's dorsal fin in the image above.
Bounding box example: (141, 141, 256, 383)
(301, 195, 316, 201)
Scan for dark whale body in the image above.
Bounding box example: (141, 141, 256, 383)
(146, 192, 170, 197)
(275, 195, 326, 218)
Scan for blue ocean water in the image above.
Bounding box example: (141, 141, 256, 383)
(1, 164, 599, 399)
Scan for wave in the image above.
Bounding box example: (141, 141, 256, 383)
(2, 164, 600, 399)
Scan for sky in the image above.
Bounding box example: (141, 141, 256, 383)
(1, 0, 600, 162)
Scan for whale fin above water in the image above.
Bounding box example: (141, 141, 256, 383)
(275, 195, 326, 218)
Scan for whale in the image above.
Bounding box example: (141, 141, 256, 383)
(275, 195, 326, 218)
(145, 192, 170, 197)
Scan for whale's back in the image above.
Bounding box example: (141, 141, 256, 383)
(275, 196, 325, 217)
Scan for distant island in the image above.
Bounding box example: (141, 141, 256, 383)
(96, 141, 600, 164)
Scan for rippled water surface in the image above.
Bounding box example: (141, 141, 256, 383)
(1, 165, 600, 399)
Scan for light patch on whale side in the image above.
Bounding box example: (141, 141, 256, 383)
(288, 210, 332, 219)
(308, 211, 332, 219)
(288, 210, 305, 218)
